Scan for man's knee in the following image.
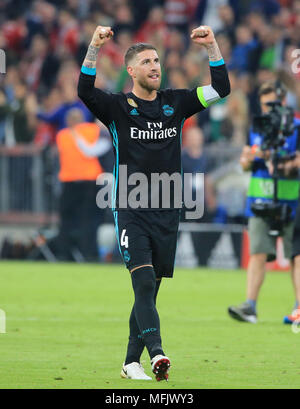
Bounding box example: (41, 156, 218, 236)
(250, 253, 267, 263)
(248, 253, 267, 272)
(130, 264, 153, 274)
(131, 265, 156, 296)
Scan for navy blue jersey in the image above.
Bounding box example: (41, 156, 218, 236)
(78, 63, 230, 210)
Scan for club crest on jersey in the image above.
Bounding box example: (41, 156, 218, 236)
(123, 250, 131, 263)
(163, 104, 174, 117)
(130, 108, 139, 116)
(127, 98, 138, 108)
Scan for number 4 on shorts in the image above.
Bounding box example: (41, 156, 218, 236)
(121, 229, 129, 248)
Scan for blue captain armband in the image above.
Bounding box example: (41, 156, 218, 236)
(81, 66, 96, 75)
(209, 58, 225, 67)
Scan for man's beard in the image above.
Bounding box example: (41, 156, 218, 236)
(138, 76, 161, 92)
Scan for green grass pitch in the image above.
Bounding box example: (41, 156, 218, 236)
(0, 261, 300, 389)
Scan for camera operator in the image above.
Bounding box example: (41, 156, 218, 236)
(228, 82, 300, 324)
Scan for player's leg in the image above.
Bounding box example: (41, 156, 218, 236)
(115, 211, 166, 379)
(114, 211, 152, 379)
(284, 222, 300, 324)
(228, 217, 273, 323)
(148, 210, 180, 381)
(125, 277, 162, 366)
(116, 210, 172, 381)
(124, 305, 145, 366)
(228, 254, 266, 323)
(291, 257, 300, 308)
(246, 253, 267, 302)
(130, 265, 165, 358)
(154, 278, 162, 303)
(130, 264, 169, 381)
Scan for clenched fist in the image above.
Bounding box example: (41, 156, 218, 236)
(190, 26, 215, 47)
(91, 26, 114, 47)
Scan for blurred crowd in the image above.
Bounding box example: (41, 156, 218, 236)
(0, 0, 299, 148)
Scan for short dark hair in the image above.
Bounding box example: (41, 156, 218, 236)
(258, 82, 276, 98)
(124, 43, 157, 66)
(258, 81, 287, 100)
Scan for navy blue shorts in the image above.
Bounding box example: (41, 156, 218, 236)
(113, 210, 180, 278)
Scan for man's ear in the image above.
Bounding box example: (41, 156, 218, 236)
(127, 65, 135, 79)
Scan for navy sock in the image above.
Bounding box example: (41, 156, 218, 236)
(125, 277, 162, 365)
(124, 305, 144, 365)
(131, 267, 164, 360)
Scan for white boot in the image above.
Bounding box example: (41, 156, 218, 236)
(120, 362, 152, 380)
(151, 355, 170, 381)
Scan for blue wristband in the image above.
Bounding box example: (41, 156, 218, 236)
(209, 58, 225, 67)
(81, 66, 96, 75)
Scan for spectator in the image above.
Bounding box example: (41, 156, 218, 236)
(167, 67, 189, 89)
(181, 126, 227, 223)
(196, 0, 229, 33)
(54, 108, 104, 261)
(56, 9, 79, 56)
(37, 80, 93, 130)
(213, 33, 232, 64)
(182, 126, 207, 173)
(223, 71, 249, 146)
(183, 52, 203, 88)
(24, 0, 57, 48)
(229, 24, 258, 73)
(21, 34, 60, 94)
(217, 4, 236, 45)
(0, 82, 36, 145)
(249, 0, 281, 19)
(112, 2, 135, 36)
(135, 6, 167, 43)
(164, 0, 198, 34)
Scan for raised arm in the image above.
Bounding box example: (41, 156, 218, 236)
(77, 26, 114, 125)
(81, 26, 113, 71)
(191, 26, 230, 106)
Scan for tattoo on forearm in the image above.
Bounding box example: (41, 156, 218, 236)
(83, 61, 96, 68)
(206, 40, 222, 61)
(83, 44, 100, 68)
(86, 45, 99, 61)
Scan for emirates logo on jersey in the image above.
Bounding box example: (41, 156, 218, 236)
(130, 121, 177, 140)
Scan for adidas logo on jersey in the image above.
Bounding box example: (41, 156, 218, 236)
(130, 108, 139, 116)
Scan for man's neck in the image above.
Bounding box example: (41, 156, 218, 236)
(131, 85, 157, 101)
